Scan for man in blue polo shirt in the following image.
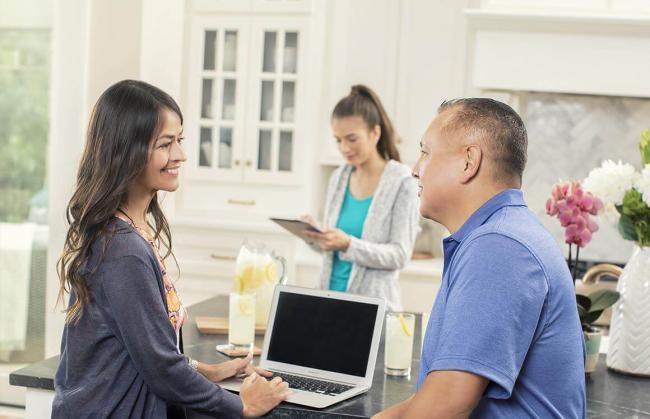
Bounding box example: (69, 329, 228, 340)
(374, 99, 586, 418)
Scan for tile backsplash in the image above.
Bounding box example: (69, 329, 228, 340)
(522, 92, 650, 263)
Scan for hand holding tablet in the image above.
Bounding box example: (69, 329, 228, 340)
(270, 217, 323, 242)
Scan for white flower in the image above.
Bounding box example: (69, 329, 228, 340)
(635, 164, 650, 208)
(583, 160, 639, 221)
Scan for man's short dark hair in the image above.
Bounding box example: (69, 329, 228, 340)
(438, 98, 528, 183)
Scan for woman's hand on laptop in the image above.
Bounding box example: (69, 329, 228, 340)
(199, 353, 272, 383)
(241, 372, 291, 417)
(233, 353, 273, 379)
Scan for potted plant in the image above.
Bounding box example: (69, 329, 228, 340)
(582, 129, 650, 376)
(576, 289, 620, 375)
(546, 180, 621, 374)
(545, 180, 603, 284)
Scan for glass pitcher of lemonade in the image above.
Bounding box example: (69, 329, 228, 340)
(233, 240, 287, 326)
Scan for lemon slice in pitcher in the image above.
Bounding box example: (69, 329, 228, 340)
(399, 314, 413, 337)
(265, 262, 278, 283)
(236, 265, 264, 292)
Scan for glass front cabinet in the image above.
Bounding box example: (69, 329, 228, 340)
(186, 15, 309, 186)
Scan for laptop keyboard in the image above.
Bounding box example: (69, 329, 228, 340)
(270, 372, 354, 396)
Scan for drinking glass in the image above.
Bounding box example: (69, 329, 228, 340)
(385, 312, 415, 376)
(228, 292, 256, 351)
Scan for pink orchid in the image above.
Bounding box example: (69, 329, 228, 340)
(545, 180, 604, 248)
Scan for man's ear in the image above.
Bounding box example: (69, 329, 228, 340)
(460, 144, 482, 184)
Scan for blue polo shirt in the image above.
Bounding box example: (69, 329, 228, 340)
(417, 189, 586, 418)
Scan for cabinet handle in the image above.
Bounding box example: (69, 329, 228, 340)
(227, 198, 256, 206)
(245, 160, 252, 167)
(234, 159, 241, 166)
(210, 253, 237, 261)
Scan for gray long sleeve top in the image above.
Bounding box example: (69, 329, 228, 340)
(317, 160, 420, 311)
(52, 218, 243, 418)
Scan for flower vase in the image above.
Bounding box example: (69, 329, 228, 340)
(606, 245, 650, 376)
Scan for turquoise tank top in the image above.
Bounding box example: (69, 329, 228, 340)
(329, 182, 373, 291)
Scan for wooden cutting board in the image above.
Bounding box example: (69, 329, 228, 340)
(195, 316, 266, 335)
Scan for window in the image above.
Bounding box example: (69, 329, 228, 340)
(0, 28, 51, 367)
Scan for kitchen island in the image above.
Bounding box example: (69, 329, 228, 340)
(10, 295, 650, 418)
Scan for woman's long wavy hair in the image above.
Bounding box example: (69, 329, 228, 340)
(57, 80, 182, 324)
(332, 84, 401, 162)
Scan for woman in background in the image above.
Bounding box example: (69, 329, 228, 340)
(304, 85, 420, 311)
(53, 80, 288, 418)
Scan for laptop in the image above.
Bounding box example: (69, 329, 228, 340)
(219, 285, 386, 408)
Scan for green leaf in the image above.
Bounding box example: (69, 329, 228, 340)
(618, 211, 639, 242)
(621, 189, 647, 216)
(635, 220, 650, 247)
(587, 289, 620, 312)
(640, 129, 650, 166)
(577, 305, 589, 322)
(576, 294, 591, 312)
(582, 310, 603, 325)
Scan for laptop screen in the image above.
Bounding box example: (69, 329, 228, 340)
(266, 291, 379, 377)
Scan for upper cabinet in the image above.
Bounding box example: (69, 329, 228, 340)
(244, 17, 308, 184)
(317, 0, 467, 166)
(188, 16, 249, 183)
(176, 0, 319, 220)
(186, 13, 310, 187)
(317, 0, 400, 165)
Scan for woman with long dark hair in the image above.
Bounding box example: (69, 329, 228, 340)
(53, 80, 288, 418)
(304, 85, 420, 311)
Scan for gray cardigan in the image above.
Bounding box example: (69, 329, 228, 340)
(52, 218, 242, 419)
(317, 160, 420, 311)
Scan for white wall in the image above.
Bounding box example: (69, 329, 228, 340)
(0, 0, 52, 29)
(86, 0, 143, 108)
(46, 0, 144, 357)
(139, 0, 187, 219)
(45, 0, 90, 358)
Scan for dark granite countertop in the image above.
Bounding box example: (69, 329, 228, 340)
(11, 296, 650, 418)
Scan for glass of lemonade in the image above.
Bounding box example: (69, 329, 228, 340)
(228, 292, 256, 351)
(385, 312, 415, 376)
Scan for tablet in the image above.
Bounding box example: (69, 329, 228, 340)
(270, 218, 323, 241)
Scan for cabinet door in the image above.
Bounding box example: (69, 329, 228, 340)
(393, 1, 466, 165)
(186, 16, 249, 183)
(243, 17, 309, 185)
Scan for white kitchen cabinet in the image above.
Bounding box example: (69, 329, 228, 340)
(317, 0, 468, 166)
(185, 15, 310, 187)
(317, 0, 400, 165)
(177, 3, 321, 218)
(169, 1, 322, 303)
(186, 15, 249, 183)
(393, 1, 468, 165)
(243, 16, 309, 185)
